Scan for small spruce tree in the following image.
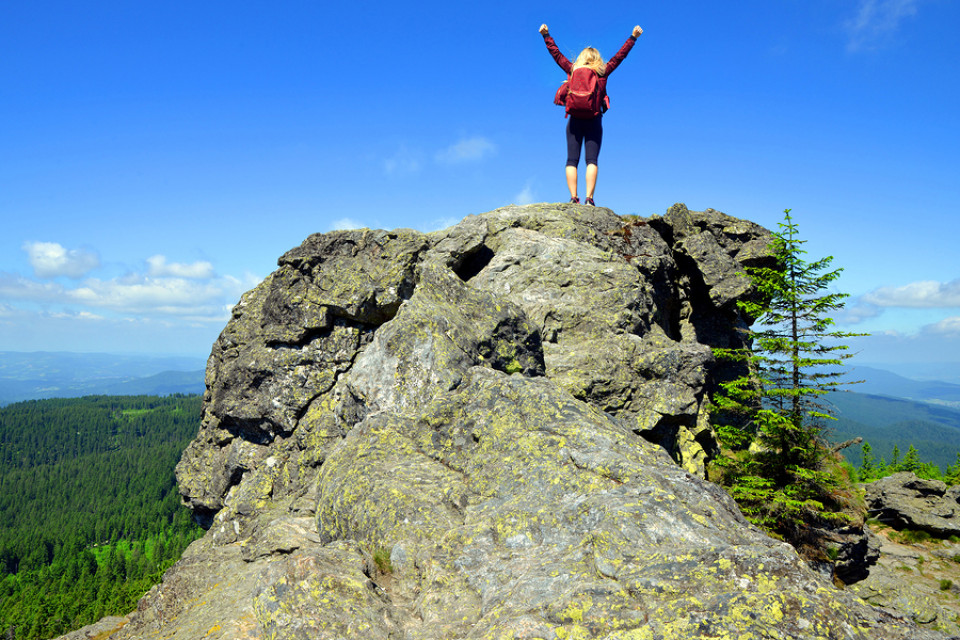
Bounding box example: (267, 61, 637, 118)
(859, 441, 876, 480)
(711, 209, 865, 541)
(899, 444, 923, 474)
(945, 453, 960, 485)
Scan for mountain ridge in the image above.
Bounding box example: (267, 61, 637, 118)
(0, 351, 205, 405)
(844, 365, 960, 408)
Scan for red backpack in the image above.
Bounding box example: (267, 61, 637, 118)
(554, 66, 603, 118)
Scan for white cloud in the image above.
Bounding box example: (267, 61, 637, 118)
(421, 217, 460, 232)
(924, 316, 960, 337)
(862, 278, 960, 308)
(435, 136, 497, 164)
(0, 264, 258, 320)
(67, 276, 231, 314)
(147, 255, 215, 279)
(515, 181, 536, 205)
(845, 0, 919, 52)
(332, 218, 364, 231)
(23, 241, 100, 279)
(0, 262, 264, 353)
(384, 145, 422, 176)
(50, 310, 105, 321)
(0, 272, 63, 301)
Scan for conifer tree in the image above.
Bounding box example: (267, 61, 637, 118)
(859, 441, 875, 480)
(712, 209, 865, 538)
(945, 454, 960, 485)
(899, 444, 923, 474)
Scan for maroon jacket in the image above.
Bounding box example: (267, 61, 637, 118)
(543, 33, 637, 115)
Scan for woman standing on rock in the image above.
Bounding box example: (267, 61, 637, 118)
(539, 23, 642, 206)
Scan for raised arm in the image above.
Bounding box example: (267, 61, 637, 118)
(539, 24, 573, 74)
(603, 26, 642, 76)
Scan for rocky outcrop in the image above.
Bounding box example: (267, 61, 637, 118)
(864, 472, 960, 537)
(103, 204, 949, 639)
(849, 529, 960, 636)
(176, 203, 771, 530)
(848, 472, 960, 633)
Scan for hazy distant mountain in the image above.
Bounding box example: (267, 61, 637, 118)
(845, 365, 960, 408)
(0, 351, 205, 405)
(98, 370, 206, 396)
(858, 361, 960, 386)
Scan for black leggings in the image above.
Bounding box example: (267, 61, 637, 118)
(566, 116, 603, 167)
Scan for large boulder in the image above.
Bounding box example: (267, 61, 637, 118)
(864, 472, 960, 537)
(103, 204, 948, 639)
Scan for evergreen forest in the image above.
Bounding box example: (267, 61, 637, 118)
(0, 394, 205, 640)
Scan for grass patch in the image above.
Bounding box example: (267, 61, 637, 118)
(373, 547, 393, 575)
(890, 528, 933, 545)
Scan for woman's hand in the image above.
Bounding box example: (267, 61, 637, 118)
(632, 25, 643, 37)
(539, 24, 549, 35)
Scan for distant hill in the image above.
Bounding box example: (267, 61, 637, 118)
(846, 365, 960, 408)
(827, 390, 960, 471)
(98, 369, 205, 396)
(858, 361, 960, 386)
(0, 351, 205, 405)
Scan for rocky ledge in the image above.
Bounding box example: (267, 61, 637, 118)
(96, 204, 949, 639)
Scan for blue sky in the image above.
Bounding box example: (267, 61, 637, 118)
(1, 0, 958, 375)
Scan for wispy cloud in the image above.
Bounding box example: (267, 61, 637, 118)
(23, 241, 100, 279)
(924, 316, 960, 337)
(836, 300, 883, 324)
(435, 136, 497, 164)
(50, 310, 105, 321)
(862, 278, 960, 308)
(845, 0, 919, 52)
(147, 255, 215, 279)
(0, 273, 63, 301)
(331, 218, 365, 231)
(1, 273, 247, 318)
(514, 181, 536, 205)
(2, 244, 260, 322)
(422, 217, 460, 232)
(384, 145, 422, 176)
(68, 276, 239, 316)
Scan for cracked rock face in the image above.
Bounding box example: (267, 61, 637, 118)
(107, 204, 946, 639)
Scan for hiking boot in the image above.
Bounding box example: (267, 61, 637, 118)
(585, 197, 595, 206)
(569, 196, 580, 204)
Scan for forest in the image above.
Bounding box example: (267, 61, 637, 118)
(0, 394, 205, 640)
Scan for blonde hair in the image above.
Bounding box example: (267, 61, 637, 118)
(572, 47, 606, 75)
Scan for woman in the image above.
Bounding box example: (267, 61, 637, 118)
(540, 23, 642, 205)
